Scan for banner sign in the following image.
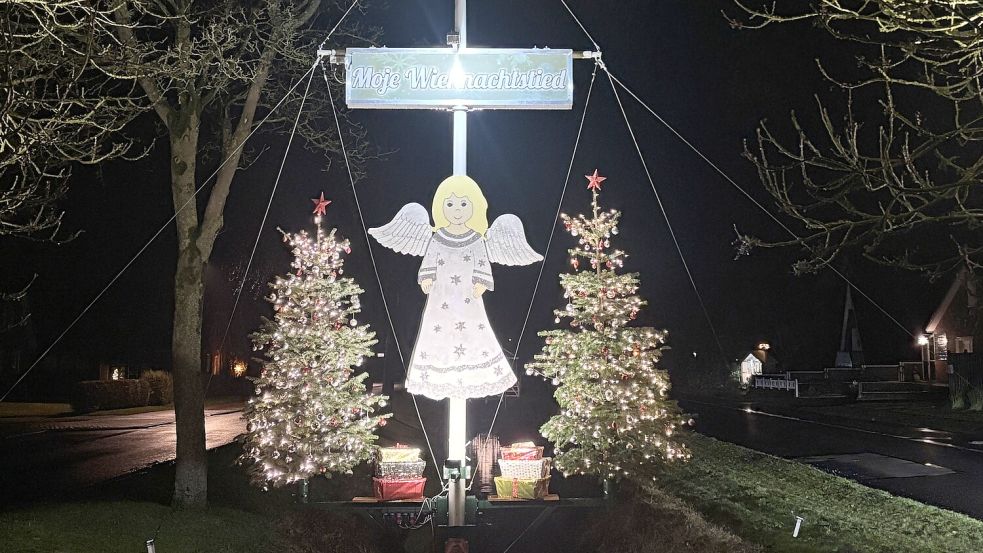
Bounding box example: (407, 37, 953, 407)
(345, 48, 573, 110)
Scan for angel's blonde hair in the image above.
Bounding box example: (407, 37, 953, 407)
(431, 175, 489, 237)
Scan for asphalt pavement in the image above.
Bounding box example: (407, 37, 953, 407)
(0, 406, 245, 503)
(680, 398, 983, 520)
(5, 395, 983, 522)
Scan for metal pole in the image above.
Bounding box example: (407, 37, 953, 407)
(448, 0, 469, 530)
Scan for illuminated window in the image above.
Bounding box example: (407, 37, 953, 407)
(936, 333, 949, 361)
(740, 353, 763, 385)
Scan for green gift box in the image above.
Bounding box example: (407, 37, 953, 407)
(494, 476, 550, 500)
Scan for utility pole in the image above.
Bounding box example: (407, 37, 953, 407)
(320, 1, 599, 547)
(447, 0, 469, 530)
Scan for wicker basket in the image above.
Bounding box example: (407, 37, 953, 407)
(498, 457, 551, 479)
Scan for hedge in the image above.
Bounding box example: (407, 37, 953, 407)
(141, 370, 173, 405)
(72, 379, 150, 412)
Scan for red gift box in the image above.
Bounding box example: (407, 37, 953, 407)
(372, 477, 426, 501)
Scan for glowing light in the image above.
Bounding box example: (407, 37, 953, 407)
(450, 59, 466, 89)
(917, 334, 929, 346)
(232, 360, 247, 377)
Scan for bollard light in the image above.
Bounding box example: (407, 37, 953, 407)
(792, 515, 805, 538)
(146, 538, 157, 553)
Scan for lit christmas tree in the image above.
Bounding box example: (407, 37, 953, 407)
(240, 194, 389, 488)
(527, 170, 691, 483)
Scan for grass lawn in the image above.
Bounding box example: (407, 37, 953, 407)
(655, 434, 983, 553)
(0, 502, 280, 553)
(0, 402, 72, 417)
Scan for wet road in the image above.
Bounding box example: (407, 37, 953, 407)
(0, 407, 244, 502)
(681, 399, 983, 519)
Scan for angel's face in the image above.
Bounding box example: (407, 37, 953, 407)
(442, 193, 473, 226)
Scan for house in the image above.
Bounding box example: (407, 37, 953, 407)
(738, 343, 779, 386)
(921, 268, 980, 383)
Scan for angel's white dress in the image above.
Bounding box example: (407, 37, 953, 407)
(408, 229, 517, 399)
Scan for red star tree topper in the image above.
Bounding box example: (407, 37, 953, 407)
(311, 192, 331, 216)
(585, 169, 607, 191)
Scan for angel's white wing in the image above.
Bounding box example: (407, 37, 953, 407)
(368, 203, 432, 256)
(485, 214, 544, 266)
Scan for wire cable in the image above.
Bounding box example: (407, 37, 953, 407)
(0, 64, 320, 403)
(322, 65, 407, 369)
(482, 62, 600, 443)
(218, 63, 316, 354)
(558, 0, 600, 51)
(604, 69, 915, 338)
(318, 0, 362, 50)
(320, 61, 447, 485)
(217, 0, 364, 360)
(605, 68, 728, 362)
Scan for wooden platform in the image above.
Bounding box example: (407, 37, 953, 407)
(351, 496, 425, 503)
(487, 494, 559, 502)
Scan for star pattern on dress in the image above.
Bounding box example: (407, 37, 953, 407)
(464, 298, 471, 304)
(450, 274, 462, 285)
(441, 302, 449, 310)
(482, 351, 489, 357)
(463, 254, 472, 262)
(420, 352, 428, 360)
(493, 365, 503, 375)
(478, 259, 486, 267)
(433, 324, 442, 333)
(437, 258, 446, 266)
(454, 344, 466, 357)
(478, 323, 486, 330)
(455, 321, 466, 331)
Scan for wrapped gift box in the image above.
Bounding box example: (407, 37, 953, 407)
(372, 477, 426, 501)
(375, 460, 426, 480)
(500, 442, 544, 461)
(378, 445, 422, 463)
(498, 457, 551, 479)
(494, 476, 550, 500)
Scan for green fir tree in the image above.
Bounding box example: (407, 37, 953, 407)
(527, 171, 690, 483)
(241, 202, 389, 488)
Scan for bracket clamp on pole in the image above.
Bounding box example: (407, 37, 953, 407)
(442, 459, 473, 481)
(316, 49, 346, 65)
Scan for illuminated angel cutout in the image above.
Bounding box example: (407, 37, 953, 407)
(369, 175, 543, 400)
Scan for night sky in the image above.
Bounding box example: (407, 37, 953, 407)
(3, 1, 949, 395)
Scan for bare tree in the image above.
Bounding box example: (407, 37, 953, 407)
(729, 1, 983, 282)
(1, 1, 137, 240)
(5, 0, 375, 507)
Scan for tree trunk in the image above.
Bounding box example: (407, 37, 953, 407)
(169, 113, 208, 508)
(172, 244, 207, 507)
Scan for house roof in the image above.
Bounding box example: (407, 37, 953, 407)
(742, 349, 777, 368)
(926, 268, 967, 334)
